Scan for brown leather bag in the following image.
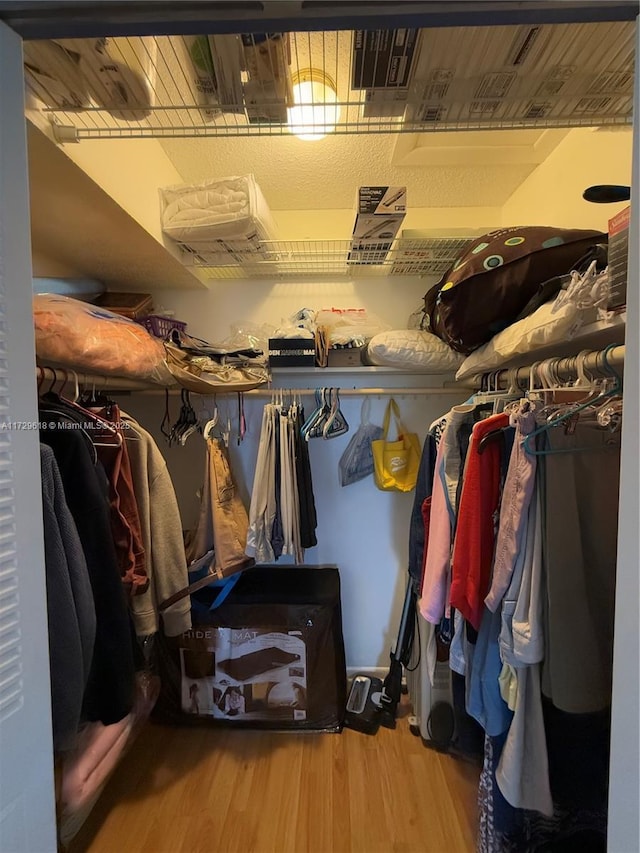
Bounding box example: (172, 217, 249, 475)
(423, 226, 606, 354)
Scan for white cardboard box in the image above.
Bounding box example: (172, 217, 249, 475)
(349, 186, 406, 264)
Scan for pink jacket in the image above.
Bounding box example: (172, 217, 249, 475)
(419, 428, 452, 624)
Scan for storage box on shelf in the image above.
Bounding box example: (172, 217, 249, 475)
(269, 338, 316, 368)
(94, 292, 153, 319)
(327, 346, 365, 368)
(607, 207, 631, 312)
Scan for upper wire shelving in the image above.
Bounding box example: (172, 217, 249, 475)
(23, 21, 636, 141)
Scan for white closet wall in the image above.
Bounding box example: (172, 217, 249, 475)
(124, 274, 469, 670)
(123, 385, 468, 671)
(502, 127, 633, 228)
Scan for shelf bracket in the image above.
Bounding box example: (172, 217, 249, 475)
(50, 119, 79, 145)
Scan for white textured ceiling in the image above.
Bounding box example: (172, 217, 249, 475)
(159, 132, 546, 210)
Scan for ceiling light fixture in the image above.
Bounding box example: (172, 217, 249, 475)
(287, 68, 340, 141)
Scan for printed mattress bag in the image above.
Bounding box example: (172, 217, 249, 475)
(154, 565, 347, 732)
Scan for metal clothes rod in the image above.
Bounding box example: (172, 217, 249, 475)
(129, 386, 468, 397)
(35, 366, 466, 396)
(456, 345, 626, 390)
(245, 387, 466, 397)
(36, 344, 625, 397)
(36, 365, 151, 392)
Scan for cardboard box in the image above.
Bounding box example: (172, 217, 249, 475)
(349, 186, 406, 264)
(351, 29, 418, 90)
(363, 88, 408, 118)
(269, 337, 316, 367)
(94, 291, 153, 319)
(357, 186, 406, 215)
(327, 346, 365, 368)
(607, 206, 630, 312)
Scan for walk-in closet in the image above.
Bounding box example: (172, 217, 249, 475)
(0, 3, 638, 852)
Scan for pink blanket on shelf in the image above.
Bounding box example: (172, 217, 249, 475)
(33, 294, 172, 384)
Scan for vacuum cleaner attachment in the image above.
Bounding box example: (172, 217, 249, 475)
(344, 675, 384, 735)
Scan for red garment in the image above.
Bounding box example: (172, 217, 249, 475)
(450, 413, 508, 631)
(420, 496, 432, 589)
(93, 404, 148, 596)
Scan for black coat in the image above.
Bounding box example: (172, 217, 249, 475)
(41, 427, 135, 725)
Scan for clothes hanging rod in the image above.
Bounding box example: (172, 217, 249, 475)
(132, 386, 468, 397)
(35, 365, 468, 396)
(455, 344, 626, 390)
(245, 387, 467, 397)
(36, 344, 625, 397)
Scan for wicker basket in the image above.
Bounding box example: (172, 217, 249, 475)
(138, 315, 187, 338)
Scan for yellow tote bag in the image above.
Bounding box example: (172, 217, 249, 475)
(372, 399, 421, 492)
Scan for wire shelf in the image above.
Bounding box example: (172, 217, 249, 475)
(23, 21, 636, 140)
(177, 237, 475, 279)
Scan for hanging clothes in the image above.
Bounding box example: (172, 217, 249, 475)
(90, 402, 148, 596)
(120, 413, 192, 637)
(540, 424, 620, 714)
(40, 444, 96, 751)
(450, 412, 509, 631)
(39, 391, 149, 595)
(292, 404, 317, 549)
(419, 404, 493, 625)
(246, 405, 277, 563)
(40, 428, 136, 727)
(413, 355, 623, 852)
(485, 405, 538, 613)
(247, 401, 317, 564)
(187, 436, 253, 578)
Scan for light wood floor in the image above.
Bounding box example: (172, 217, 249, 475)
(69, 703, 480, 853)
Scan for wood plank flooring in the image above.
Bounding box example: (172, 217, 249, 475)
(68, 703, 479, 853)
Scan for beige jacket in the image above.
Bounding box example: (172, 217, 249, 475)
(122, 414, 192, 637)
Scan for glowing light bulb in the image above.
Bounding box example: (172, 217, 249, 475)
(287, 71, 340, 141)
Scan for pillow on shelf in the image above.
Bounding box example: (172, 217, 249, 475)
(455, 299, 597, 381)
(366, 330, 465, 373)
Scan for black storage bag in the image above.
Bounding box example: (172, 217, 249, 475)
(154, 565, 347, 732)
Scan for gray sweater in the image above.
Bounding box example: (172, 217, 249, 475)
(121, 415, 191, 636)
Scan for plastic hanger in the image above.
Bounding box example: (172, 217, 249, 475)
(523, 345, 622, 456)
(170, 389, 198, 445)
(475, 369, 519, 454)
(301, 388, 329, 440)
(39, 367, 121, 450)
(161, 388, 172, 442)
(203, 401, 219, 441)
(237, 392, 246, 445)
(308, 388, 336, 439)
(323, 388, 349, 439)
